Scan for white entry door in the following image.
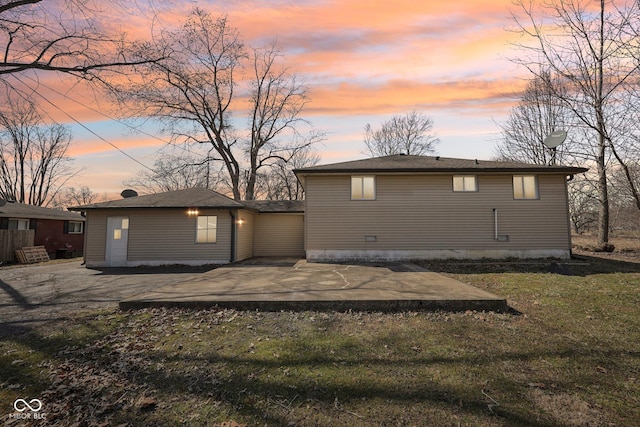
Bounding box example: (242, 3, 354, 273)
(106, 217, 129, 266)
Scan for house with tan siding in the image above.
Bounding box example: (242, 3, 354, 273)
(73, 188, 304, 267)
(73, 154, 585, 267)
(294, 154, 587, 261)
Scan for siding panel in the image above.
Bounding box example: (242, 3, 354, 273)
(84, 210, 107, 262)
(127, 209, 231, 262)
(305, 174, 571, 254)
(254, 213, 305, 257)
(85, 208, 232, 264)
(236, 210, 254, 261)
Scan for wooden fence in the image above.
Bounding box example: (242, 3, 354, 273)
(0, 230, 35, 263)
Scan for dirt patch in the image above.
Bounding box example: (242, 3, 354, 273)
(573, 235, 640, 263)
(528, 389, 607, 427)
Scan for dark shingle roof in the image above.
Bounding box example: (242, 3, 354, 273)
(242, 200, 304, 213)
(71, 187, 304, 213)
(0, 201, 85, 221)
(73, 187, 244, 210)
(294, 154, 588, 175)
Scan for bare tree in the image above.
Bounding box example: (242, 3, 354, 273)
(255, 146, 320, 200)
(0, 0, 161, 85)
(496, 72, 578, 165)
(511, 0, 640, 249)
(244, 45, 321, 200)
(610, 158, 640, 213)
(51, 185, 105, 209)
(123, 151, 226, 194)
(567, 175, 599, 234)
(0, 92, 77, 206)
(364, 111, 439, 157)
(113, 9, 322, 200)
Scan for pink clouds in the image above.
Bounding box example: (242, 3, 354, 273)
(23, 0, 530, 194)
(187, 0, 524, 116)
(305, 78, 523, 117)
(39, 0, 524, 122)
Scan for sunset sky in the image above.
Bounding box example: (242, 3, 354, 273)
(30, 0, 533, 197)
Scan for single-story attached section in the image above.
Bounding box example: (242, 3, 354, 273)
(0, 201, 85, 262)
(294, 154, 587, 261)
(72, 188, 304, 267)
(73, 154, 586, 266)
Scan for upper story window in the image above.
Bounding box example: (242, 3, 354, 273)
(351, 176, 376, 200)
(453, 176, 478, 192)
(196, 215, 218, 243)
(513, 175, 538, 199)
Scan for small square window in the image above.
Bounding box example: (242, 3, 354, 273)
(513, 175, 538, 199)
(196, 215, 217, 243)
(67, 221, 84, 234)
(351, 176, 375, 200)
(453, 176, 477, 192)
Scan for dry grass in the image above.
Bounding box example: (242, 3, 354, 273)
(1, 253, 639, 426)
(573, 234, 640, 254)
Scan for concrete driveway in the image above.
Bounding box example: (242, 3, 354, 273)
(0, 261, 216, 334)
(1, 258, 506, 336)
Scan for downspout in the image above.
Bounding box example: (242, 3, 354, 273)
(564, 175, 574, 258)
(493, 208, 498, 240)
(229, 210, 236, 263)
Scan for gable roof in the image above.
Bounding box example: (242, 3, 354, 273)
(71, 187, 304, 213)
(73, 187, 244, 210)
(294, 154, 588, 175)
(0, 201, 85, 221)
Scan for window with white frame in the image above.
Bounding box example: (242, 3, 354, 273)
(196, 215, 217, 243)
(453, 176, 478, 192)
(513, 175, 538, 199)
(67, 221, 84, 234)
(351, 176, 375, 200)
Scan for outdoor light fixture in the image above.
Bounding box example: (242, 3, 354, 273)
(187, 209, 199, 216)
(237, 219, 245, 225)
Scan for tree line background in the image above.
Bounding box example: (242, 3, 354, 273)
(495, 0, 640, 250)
(1, 0, 638, 249)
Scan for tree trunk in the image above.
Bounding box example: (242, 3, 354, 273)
(596, 134, 610, 249)
(595, 0, 612, 251)
(244, 151, 258, 201)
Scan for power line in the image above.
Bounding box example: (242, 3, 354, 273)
(21, 73, 173, 150)
(11, 74, 155, 172)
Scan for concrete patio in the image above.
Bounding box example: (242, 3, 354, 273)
(120, 258, 508, 312)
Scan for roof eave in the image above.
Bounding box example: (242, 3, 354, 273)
(295, 167, 588, 175)
(71, 204, 243, 211)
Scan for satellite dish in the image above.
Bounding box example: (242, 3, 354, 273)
(120, 189, 138, 199)
(0, 199, 5, 207)
(543, 130, 567, 149)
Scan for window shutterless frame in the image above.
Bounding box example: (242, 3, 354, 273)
(513, 175, 539, 199)
(453, 175, 478, 192)
(196, 215, 218, 243)
(351, 176, 376, 200)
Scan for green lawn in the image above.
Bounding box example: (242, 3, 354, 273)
(1, 255, 639, 426)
